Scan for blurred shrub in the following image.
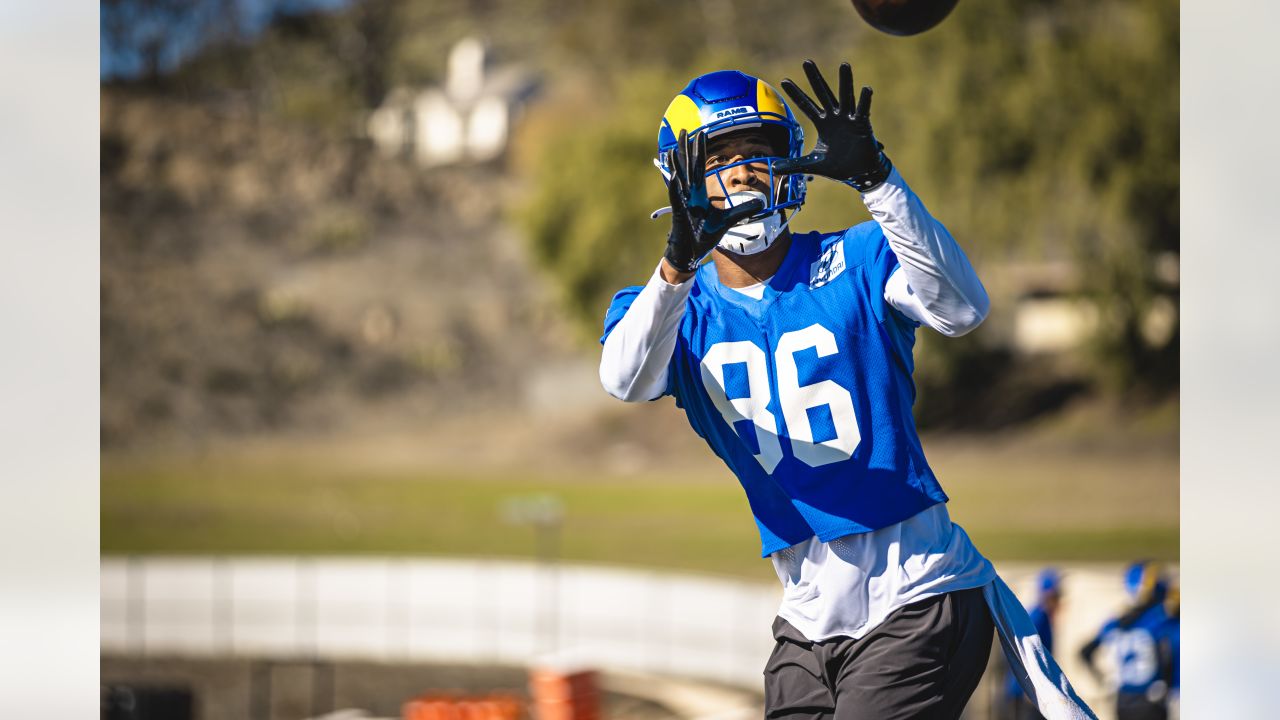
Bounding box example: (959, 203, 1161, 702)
(513, 71, 675, 335)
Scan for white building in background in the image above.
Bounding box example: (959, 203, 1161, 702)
(366, 37, 538, 167)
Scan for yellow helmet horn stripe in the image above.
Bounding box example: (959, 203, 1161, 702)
(756, 79, 788, 119)
(661, 94, 703, 141)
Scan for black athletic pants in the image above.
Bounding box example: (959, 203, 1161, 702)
(1116, 692, 1168, 720)
(763, 587, 994, 720)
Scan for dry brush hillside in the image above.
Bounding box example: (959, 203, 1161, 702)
(101, 87, 580, 448)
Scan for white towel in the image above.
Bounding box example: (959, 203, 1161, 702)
(984, 576, 1098, 720)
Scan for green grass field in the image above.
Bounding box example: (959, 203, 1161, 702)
(102, 406, 1177, 582)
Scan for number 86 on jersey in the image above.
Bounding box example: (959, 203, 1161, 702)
(700, 323, 861, 474)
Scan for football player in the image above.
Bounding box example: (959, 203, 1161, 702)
(1080, 561, 1174, 720)
(599, 61, 1094, 719)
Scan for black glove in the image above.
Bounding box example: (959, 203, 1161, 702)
(663, 129, 765, 273)
(774, 60, 893, 192)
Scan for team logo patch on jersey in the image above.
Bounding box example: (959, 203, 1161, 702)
(810, 242, 847, 289)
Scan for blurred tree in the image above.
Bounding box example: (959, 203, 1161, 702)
(102, 0, 216, 80)
(347, 0, 399, 107)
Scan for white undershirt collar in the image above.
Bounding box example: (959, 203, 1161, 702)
(726, 277, 772, 300)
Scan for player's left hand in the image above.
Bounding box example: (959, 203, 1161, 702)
(775, 60, 893, 192)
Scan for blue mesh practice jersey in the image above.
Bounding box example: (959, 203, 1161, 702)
(602, 224, 949, 556)
(1093, 604, 1171, 696)
(1163, 616, 1179, 691)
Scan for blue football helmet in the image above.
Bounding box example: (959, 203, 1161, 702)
(1123, 560, 1168, 606)
(1037, 567, 1062, 598)
(655, 70, 807, 218)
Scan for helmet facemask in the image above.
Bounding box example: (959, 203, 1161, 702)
(652, 70, 809, 258)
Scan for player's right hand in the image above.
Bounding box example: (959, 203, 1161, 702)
(663, 129, 764, 274)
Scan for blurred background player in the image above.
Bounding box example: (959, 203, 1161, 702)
(1079, 561, 1172, 720)
(599, 60, 1092, 720)
(1000, 568, 1063, 720)
(1159, 581, 1179, 719)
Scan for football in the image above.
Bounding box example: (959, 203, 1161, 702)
(850, 0, 960, 36)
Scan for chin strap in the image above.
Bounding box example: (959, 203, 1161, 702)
(775, 205, 799, 236)
(757, 204, 800, 242)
